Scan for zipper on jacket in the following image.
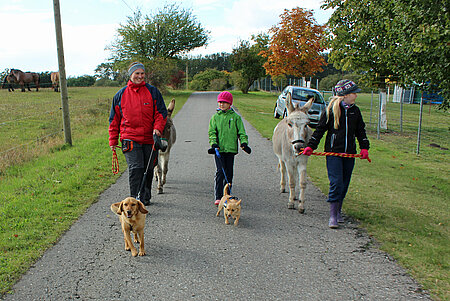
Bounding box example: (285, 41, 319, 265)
(345, 107, 348, 153)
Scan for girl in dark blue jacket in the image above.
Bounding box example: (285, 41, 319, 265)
(303, 80, 370, 228)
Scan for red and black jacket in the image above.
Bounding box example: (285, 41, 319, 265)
(109, 80, 167, 146)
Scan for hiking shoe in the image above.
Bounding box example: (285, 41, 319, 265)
(214, 199, 220, 206)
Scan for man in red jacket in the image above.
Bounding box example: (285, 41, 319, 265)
(109, 62, 167, 206)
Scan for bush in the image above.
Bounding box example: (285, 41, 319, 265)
(67, 75, 96, 87)
(209, 78, 227, 91)
(94, 78, 120, 87)
(189, 69, 228, 91)
(319, 73, 366, 92)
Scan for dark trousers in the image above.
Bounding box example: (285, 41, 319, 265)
(214, 153, 235, 200)
(123, 142, 158, 204)
(326, 156, 355, 203)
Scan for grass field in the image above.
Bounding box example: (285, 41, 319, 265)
(0, 87, 448, 300)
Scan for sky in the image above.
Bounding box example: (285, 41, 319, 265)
(0, 0, 333, 77)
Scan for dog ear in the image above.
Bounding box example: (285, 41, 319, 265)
(118, 201, 124, 214)
(110, 202, 121, 215)
(236, 199, 242, 206)
(137, 201, 149, 214)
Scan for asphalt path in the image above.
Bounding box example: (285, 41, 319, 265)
(3, 92, 430, 300)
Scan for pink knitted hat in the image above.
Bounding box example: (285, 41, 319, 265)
(217, 91, 233, 105)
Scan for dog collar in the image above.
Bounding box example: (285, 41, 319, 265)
(224, 196, 238, 209)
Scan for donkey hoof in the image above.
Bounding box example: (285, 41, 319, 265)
(157, 188, 164, 194)
(288, 202, 295, 209)
(298, 208, 305, 214)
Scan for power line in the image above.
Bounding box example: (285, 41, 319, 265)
(119, 0, 134, 12)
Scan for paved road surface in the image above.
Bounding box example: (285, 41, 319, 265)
(3, 92, 430, 300)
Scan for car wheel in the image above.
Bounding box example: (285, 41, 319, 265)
(274, 104, 281, 118)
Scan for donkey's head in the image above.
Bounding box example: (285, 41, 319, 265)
(284, 93, 314, 154)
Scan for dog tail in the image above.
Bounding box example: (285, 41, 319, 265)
(223, 183, 231, 196)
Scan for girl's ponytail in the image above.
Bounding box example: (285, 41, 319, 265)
(326, 96, 344, 129)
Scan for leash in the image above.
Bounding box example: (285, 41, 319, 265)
(137, 144, 158, 201)
(136, 134, 166, 201)
(297, 149, 372, 162)
(112, 149, 120, 174)
(215, 148, 232, 194)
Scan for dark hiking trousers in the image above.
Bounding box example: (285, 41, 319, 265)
(123, 142, 158, 205)
(214, 152, 235, 200)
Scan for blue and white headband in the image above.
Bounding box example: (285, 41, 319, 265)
(128, 63, 145, 77)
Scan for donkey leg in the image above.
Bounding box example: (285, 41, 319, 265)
(298, 167, 307, 214)
(279, 159, 287, 193)
(161, 153, 170, 186)
(154, 162, 163, 194)
(287, 167, 296, 209)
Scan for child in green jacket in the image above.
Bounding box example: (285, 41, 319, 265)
(208, 91, 251, 206)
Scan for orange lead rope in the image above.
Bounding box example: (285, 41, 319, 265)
(112, 149, 120, 174)
(298, 149, 372, 162)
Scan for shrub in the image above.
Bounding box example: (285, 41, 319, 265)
(189, 69, 228, 91)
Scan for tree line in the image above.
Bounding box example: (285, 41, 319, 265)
(94, 2, 447, 109)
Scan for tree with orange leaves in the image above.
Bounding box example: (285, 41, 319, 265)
(260, 7, 327, 78)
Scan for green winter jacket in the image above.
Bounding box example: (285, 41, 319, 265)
(208, 108, 248, 153)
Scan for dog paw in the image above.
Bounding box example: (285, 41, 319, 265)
(138, 250, 146, 256)
(131, 249, 138, 257)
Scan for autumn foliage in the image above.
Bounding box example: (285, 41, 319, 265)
(260, 7, 327, 77)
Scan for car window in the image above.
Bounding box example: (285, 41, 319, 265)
(292, 89, 325, 104)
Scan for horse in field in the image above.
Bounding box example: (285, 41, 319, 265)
(51, 72, 60, 92)
(154, 98, 176, 194)
(272, 93, 314, 213)
(9, 69, 40, 92)
(2, 74, 16, 92)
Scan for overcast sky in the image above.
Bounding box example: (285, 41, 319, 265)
(0, 0, 333, 77)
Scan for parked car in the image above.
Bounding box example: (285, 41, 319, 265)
(273, 86, 326, 128)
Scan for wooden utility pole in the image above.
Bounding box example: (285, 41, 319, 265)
(53, 0, 72, 146)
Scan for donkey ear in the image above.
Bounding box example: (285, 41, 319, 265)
(301, 97, 314, 113)
(286, 92, 295, 114)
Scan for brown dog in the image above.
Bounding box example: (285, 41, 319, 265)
(110, 197, 148, 256)
(216, 183, 242, 226)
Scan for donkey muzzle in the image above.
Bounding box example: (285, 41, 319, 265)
(291, 139, 305, 145)
(291, 139, 305, 154)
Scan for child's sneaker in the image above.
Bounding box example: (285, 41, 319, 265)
(214, 199, 220, 206)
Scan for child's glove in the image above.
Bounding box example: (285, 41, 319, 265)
(302, 147, 313, 156)
(241, 143, 252, 154)
(208, 144, 219, 154)
(360, 149, 369, 159)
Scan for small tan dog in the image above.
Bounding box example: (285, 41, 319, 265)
(216, 183, 242, 226)
(110, 197, 148, 256)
